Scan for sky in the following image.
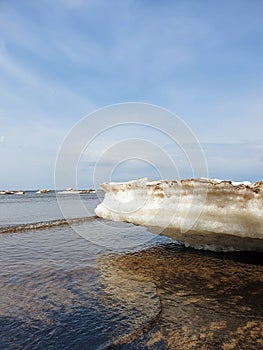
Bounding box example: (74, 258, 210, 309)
(0, 0, 262, 189)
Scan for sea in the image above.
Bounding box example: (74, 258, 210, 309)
(0, 191, 263, 350)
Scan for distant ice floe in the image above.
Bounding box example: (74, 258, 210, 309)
(95, 178, 263, 252)
(0, 190, 25, 195)
(57, 188, 96, 194)
(36, 189, 51, 194)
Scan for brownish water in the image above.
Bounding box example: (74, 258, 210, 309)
(1, 192, 263, 349)
(100, 245, 263, 349)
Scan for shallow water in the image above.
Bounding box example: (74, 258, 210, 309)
(0, 191, 99, 226)
(0, 193, 263, 349)
(100, 245, 263, 349)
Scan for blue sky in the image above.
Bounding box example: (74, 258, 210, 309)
(0, 0, 262, 189)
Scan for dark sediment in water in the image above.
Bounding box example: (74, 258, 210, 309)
(100, 244, 263, 349)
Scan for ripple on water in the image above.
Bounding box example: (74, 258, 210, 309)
(1, 222, 263, 350)
(99, 244, 263, 349)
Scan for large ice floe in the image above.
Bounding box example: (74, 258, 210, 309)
(95, 178, 263, 251)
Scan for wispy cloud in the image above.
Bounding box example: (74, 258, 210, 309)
(0, 0, 262, 187)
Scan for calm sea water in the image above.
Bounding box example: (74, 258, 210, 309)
(0, 192, 263, 349)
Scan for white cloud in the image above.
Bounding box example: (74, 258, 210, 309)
(0, 0, 262, 187)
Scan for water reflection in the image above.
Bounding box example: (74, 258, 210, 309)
(100, 244, 263, 349)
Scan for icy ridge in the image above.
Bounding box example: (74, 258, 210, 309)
(95, 178, 263, 251)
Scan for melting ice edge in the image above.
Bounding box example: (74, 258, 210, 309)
(95, 178, 263, 252)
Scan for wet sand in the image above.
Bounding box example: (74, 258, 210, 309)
(100, 244, 263, 349)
